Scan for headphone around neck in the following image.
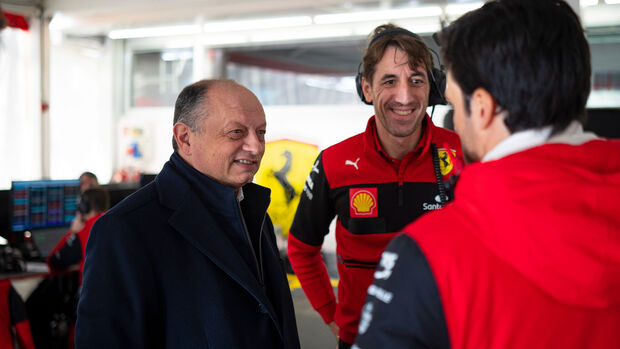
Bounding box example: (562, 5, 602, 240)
(355, 27, 446, 107)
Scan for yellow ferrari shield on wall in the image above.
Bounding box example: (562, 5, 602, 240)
(254, 139, 319, 238)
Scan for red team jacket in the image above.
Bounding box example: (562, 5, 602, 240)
(47, 212, 104, 283)
(0, 280, 35, 349)
(354, 139, 620, 348)
(288, 115, 462, 344)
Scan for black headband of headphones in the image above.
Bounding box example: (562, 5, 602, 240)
(355, 27, 446, 106)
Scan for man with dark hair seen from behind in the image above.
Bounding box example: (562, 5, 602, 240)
(354, 1, 620, 348)
(76, 79, 300, 348)
(288, 23, 462, 348)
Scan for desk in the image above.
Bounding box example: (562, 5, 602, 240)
(1, 262, 78, 300)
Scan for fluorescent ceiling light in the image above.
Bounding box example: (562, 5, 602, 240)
(204, 16, 312, 33)
(161, 50, 193, 61)
(445, 2, 484, 16)
(108, 25, 200, 39)
(251, 28, 353, 43)
(314, 6, 442, 24)
(581, 0, 599, 6)
(49, 12, 75, 31)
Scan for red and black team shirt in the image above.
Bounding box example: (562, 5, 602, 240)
(288, 115, 462, 344)
(0, 280, 35, 349)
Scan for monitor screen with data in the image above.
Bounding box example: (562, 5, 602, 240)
(10, 179, 80, 232)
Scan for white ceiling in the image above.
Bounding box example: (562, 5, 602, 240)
(2, 0, 619, 38)
(45, 0, 440, 35)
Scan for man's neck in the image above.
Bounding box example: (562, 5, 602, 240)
(375, 122, 423, 161)
(83, 211, 97, 221)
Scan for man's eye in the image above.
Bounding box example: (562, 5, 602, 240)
(257, 130, 266, 135)
(229, 130, 244, 139)
(383, 80, 395, 86)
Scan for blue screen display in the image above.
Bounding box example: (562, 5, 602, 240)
(11, 180, 80, 231)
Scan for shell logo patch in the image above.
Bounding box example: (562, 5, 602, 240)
(350, 188, 378, 218)
(437, 149, 457, 176)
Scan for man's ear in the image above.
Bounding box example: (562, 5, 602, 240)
(362, 77, 373, 104)
(470, 87, 498, 131)
(173, 123, 192, 155)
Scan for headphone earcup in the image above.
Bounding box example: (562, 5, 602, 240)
(78, 195, 90, 215)
(356, 70, 372, 105)
(428, 67, 447, 106)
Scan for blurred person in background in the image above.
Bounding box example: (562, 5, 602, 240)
(78, 172, 98, 193)
(47, 187, 110, 282)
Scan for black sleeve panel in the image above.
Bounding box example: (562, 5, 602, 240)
(289, 152, 335, 246)
(48, 234, 82, 270)
(353, 234, 450, 349)
(9, 285, 28, 324)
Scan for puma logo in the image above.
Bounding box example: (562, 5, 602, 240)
(345, 158, 360, 170)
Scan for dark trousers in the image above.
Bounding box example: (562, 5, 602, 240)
(339, 338, 352, 349)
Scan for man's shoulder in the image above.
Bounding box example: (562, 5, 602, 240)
(105, 182, 160, 217)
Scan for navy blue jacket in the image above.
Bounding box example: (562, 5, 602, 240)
(75, 154, 300, 348)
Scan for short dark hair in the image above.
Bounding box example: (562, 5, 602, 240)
(81, 187, 110, 213)
(438, 0, 591, 134)
(172, 79, 235, 151)
(80, 171, 98, 183)
(362, 24, 434, 87)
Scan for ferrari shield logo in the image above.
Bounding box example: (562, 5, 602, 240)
(437, 149, 456, 176)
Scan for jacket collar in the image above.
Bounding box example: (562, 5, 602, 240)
(154, 154, 281, 336)
(483, 120, 599, 162)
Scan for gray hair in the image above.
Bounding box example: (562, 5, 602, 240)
(172, 79, 234, 151)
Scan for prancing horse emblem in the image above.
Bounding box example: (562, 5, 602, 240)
(273, 150, 296, 203)
(345, 158, 360, 170)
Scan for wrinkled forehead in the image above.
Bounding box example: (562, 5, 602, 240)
(377, 45, 429, 75)
(206, 83, 265, 123)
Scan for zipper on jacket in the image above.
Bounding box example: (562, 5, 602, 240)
(397, 163, 405, 207)
(237, 201, 265, 287)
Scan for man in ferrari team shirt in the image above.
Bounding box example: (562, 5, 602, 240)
(287, 23, 463, 348)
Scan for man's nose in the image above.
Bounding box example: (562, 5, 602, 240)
(243, 132, 264, 155)
(394, 81, 413, 104)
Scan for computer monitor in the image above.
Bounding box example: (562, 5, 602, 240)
(104, 182, 139, 208)
(0, 190, 10, 239)
(139, 173, 157, 188)
(10, 179, 81, 258)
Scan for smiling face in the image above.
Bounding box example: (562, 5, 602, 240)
(362, 45, 430, 148)
(177, 82, 266, 189)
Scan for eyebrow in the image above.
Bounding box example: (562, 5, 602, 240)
(379, 72, 425, 82)
(225, 121, 266, 129)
